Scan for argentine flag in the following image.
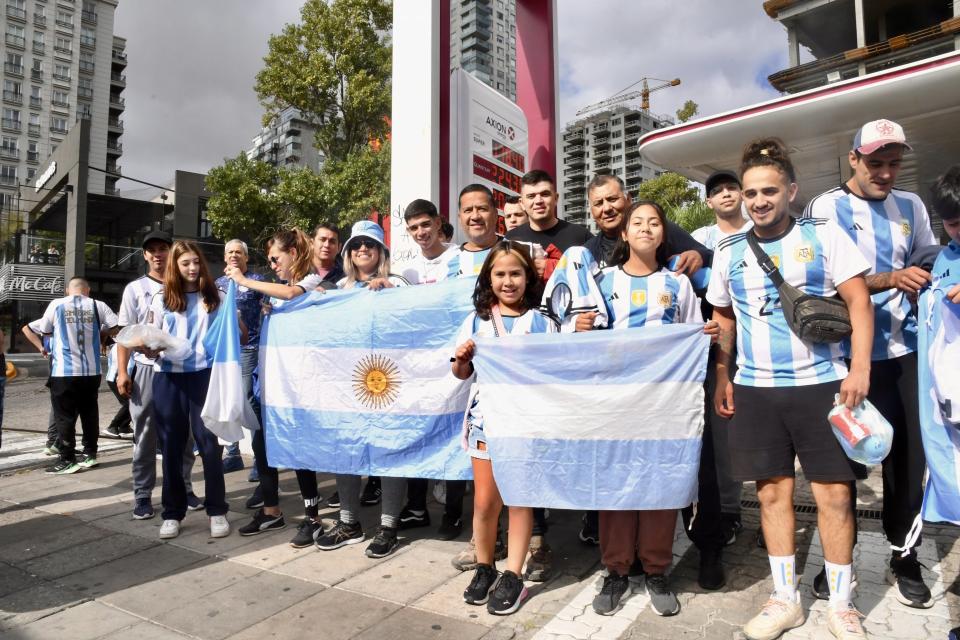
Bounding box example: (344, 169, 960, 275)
(201, 280, 260, 443)
(261, 278, 475, 479)
(473, 323, 709, 510)
(919, 241, 960, 525)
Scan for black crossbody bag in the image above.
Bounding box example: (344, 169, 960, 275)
(746, 231, 853, 344)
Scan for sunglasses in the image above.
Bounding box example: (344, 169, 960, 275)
(269, 256, 281, 265)
(350, 238, 379, 250)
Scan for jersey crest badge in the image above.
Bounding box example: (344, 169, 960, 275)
(657, 291, 673, 307)
(794, 245, 815, 263)
(631, 290, 647, 306)
(901, 220, 912, 237)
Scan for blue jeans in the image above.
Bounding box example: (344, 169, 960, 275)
(224, 348, 260, 458)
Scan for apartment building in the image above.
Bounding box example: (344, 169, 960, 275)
(246, 106, 325, 172)
(450, 0, 517, 101)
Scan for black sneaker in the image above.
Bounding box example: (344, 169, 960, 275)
(290, 518, 321, 548)
(646, 573, 680, 616)
(360, 478, 382, 506)
(45, 460, 80, 474)
(245, 486, 264, 510)
(887, 552, 933, 608)
(133, 497, 155, 520)
(398, 506, 430, 530)
(593, 573, 629, 615)
(76, 454, 99, 470)
(487, 570, 528, 615)
(721, 515, 743, 546)
(315, 520, 364, 550)
(325, 492, 341, 508)
(437, 514, 463, 541)
(365, 526, 399, 558)
(578, 513, 599, 546)
(238, 509, 287, 536)
(464, 564, 499, 605)
(186, 492, 204, 511)
(698, 548, 725, 591)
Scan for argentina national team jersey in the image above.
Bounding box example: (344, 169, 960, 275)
(32, 295, 118, 377)
(597, 266, 702, 329)
(118, 276, 163, 367)
(706, 218, 870, 387)
(441, 240, 504, 280)
(804, 186, 938, 360)
(150, 291, 223, 373)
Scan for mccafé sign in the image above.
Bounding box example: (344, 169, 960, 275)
(0, 265, 64, 302)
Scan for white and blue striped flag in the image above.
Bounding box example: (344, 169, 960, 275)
(473, 323, 709, 510)
(919, 242, 960, 525)
(260, 278, 475, 479)
(201, 280, 261, 443)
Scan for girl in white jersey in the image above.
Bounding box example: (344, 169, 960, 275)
(453, 241, 557, 616)
(147, 241, 230, 541)
(224, 228, 327, 547)
(582, 202, 718, 617)
(316, 221, 409, 559)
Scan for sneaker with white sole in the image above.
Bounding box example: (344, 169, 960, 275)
(210, 515, 230, 538)
(159, 519, 180, 539)
(76, 454, 99, 470)
(238, 510, 286, 536)
(826, 603, 867, 639)
(743, 591, 805, 640)
(315, 520, 364, 550)
(487, 570, 528, 615)
(133, 497, 155, 520)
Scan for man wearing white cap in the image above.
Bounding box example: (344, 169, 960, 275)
(804, 119, 939, 610)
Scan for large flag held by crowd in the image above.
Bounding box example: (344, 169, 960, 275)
(260, 278, 476, 480)
(919, 243, 960, 525)
(473, 323, 710, 510)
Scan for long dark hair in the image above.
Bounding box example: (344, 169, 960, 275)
(163, 241, 220, 313)
(608, 200, 670, 269)
(472, 240, 542, 320)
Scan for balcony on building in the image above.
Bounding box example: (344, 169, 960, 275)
(106, 140, 122, 155)
(565, 166, 586, 179)
(2, 90, 22, 106)
(1, 117, 21, 132)
(563, 129, 584, 143)
(111, 48, 127, 67)
(765, 0, 960, 94)
(6, 4, 26, 21)
(107, 116, 123, 133)
(0, 145, 19, 161)
(33, 13, 45, 28)
(564, 143, 584, 157)
(5, 33, 25, 49)
(109, 94, 124, 109)
(81, 8, 96, 24)
(105, 161, 120, 175)
(80, 34, 95, 49)
(27, 122, 39, 136)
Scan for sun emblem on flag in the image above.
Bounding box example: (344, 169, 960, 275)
(352, 354, 402, 409)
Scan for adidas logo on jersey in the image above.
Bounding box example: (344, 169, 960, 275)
(849, 222, 864, 231)
(607, 292, 619, 301)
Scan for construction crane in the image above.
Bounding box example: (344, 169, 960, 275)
(576, 77, 681, 116)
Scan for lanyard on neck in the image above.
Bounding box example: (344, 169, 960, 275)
(490, 304, 508, 338)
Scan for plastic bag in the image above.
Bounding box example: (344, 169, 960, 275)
(115, 324, 193, 362)
(827, 395, 893, 466)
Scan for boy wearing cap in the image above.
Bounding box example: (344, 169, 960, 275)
(804, 119, 940, 609)
(692, 170, 750, 251)
(117, 230, 200, 520)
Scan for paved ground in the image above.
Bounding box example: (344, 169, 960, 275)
(1, 378, 959, 639)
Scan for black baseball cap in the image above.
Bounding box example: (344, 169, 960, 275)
(141, 229, 173, 249)
(705, 170, 741, 196)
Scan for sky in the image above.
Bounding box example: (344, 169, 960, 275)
(112, 0, 789, 198)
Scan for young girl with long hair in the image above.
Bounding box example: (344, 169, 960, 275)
(580, 201, 718, 617)
(224, 228, 330, 548)
(452, 240, 557, 615)
(149, 241, 231, 540)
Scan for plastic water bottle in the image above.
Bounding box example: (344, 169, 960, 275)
(827, 396, 893, 466)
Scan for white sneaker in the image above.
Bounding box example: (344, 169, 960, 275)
(159, 519, 180, 539)
(743, 591, 804, 640)
(210, 515, 231, 538)
(827, 603, 867, 639)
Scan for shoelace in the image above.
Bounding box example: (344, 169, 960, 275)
(759, 597, 793, 617)
(833, 606, 865, 633)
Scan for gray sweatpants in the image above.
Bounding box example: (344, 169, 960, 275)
(336, 474, 405, 528)
(130, 362, 195, 500)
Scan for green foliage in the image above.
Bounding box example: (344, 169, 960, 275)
(675, 99, 699, 123)
(319, 140, 392, 227)
(255, 0, 392, 162)
(205, 155, 282, 244)
(665, 201, 715, 234)
(636, 172, 701, 210)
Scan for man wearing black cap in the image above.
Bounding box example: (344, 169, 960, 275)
(116, 230, 199, 520)
(692, 170, 750, 251)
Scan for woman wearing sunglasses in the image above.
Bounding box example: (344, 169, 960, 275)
(316, 220, 409, 559)
(223, 228, 328, 547)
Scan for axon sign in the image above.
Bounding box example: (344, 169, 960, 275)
(35, 161, 57, 193)
(485, 116, 516, 141)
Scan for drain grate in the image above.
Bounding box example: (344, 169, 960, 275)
(740, 499, 883, 521)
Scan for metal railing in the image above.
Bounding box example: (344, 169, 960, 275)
(6, 5, 26, 20)
(3, 62, 23, 75)
(1, 118, 21, 131)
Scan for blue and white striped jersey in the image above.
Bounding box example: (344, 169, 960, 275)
(118, 275, 163, 367)
(149, 290, 223, 373)
(706, 218, 870, 387)
(440, 239, 504, 280)
(804, 185, 938, 360)
(598, 266, 702, 329)
(105, 343, 135, 383)
(691, 220, 753, 252)
(31, 295, 117, 377)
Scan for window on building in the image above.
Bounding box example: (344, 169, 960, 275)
(7, 25, 25, 49)
(9, 0, 25, 9)
(27, 140, 37, 162)
(611, 130, 621, 138)
(29, 85, 40, 107)
(3, 79, 22, 99)
(53, 63, 70, 81)
(5, 53, 23, 73)
(34, 3, 44, 17)
(55, 36, 71, 53)
(79, 51, 94, 72)
(51, 89, 68, 106)
(2, 108, 21, 126)
(1, 136, 19, 153)
(611, 142, 622, 150)
(56, 9, 73, 28)
(50, 115, 67, 133)
(0, 164, 18, 185)
(77, 103, 91, 119)
(26, 167, 36, 180)
(0, 193, 14, 211)
(80, 26, 94, 46)
(78, 76, 92, 99)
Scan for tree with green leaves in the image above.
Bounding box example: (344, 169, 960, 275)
(254, 0, 392, 162)
(637, 172, 700, 210)
(205, 155, 281, 244)
(675, 99, 699, 123)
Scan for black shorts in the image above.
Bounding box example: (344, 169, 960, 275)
(728, 380, 859, 483)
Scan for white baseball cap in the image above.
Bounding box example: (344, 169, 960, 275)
(852, 119, 912, 155)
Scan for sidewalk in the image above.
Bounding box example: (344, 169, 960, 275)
(0, 447, 958, 640)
